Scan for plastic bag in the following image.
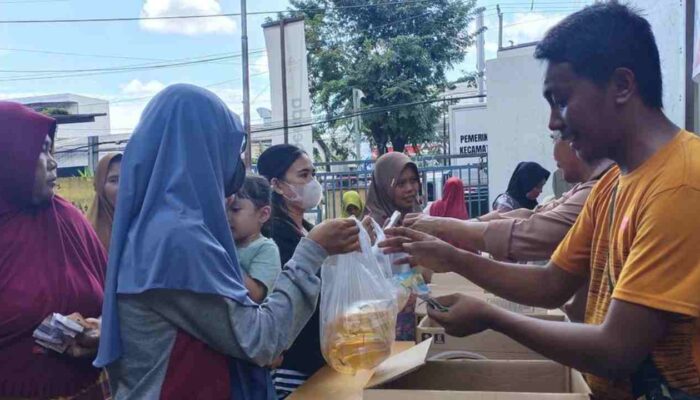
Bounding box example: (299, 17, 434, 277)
(369, 218, 411, 311)
(368, 217, 429, 298)
(320, 218, 398, 374)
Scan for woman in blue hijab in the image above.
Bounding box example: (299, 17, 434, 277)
(94, 84, 359, 399)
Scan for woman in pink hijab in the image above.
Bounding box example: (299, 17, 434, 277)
(0, 102, 108, 399)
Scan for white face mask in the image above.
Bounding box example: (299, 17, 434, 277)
(281, 179, 323, 210)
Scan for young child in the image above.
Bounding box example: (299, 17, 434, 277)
(227, 175, 281, 303)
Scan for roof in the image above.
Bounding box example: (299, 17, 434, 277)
(54, 113, 107, 124)
(10, 93, 108, 105)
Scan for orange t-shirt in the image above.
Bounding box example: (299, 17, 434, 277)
(552, 130, 700, 400)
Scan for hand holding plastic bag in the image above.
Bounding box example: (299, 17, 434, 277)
(320, 218, 398, 374)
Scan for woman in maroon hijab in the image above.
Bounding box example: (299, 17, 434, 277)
(0, 102, 108, 399)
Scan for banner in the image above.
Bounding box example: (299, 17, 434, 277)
(263, 18, 313, 154)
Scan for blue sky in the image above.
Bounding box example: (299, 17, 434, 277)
(0, 0, 592, 133)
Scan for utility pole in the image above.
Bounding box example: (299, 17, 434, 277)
(497, 5, 503, 51)
(280, 19, 289, 144)
(87, 135, 99, 173)
(476, 9, 485, 103)
(241, 0, 252, 167)
(352, 88, 364, 160)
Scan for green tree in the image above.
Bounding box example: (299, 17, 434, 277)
(288, 0, 481, 156)
(38, 107, 69, 116)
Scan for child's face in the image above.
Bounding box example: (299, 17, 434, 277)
(226, 196, 267, 242)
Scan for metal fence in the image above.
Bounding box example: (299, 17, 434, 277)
(309, 153, 489, 222)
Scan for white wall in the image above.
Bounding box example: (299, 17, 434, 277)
(485, 45, 556, 207)
(58, 94, 111, 139)
(630, 0, 686, 127)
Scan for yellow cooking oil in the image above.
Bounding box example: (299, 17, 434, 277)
(322, 300, 396, 374)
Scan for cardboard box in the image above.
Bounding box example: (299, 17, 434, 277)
(287, 341, 415, 400)
(416, 314, 566, 359)
(364, 339, 591, 399)
(429, 272, 484, 291)
(415, 289, 552, 327)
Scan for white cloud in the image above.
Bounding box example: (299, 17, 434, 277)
(109, 102, 148, 132)
(120, 79, 167, 97)
(140, 0, 236, 36)
(501, 13, 566, 47)
(252, 54, 269, 75)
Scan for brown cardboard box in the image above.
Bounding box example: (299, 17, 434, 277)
(429, 272, 483, 291)
(415, 288, 552, 328)
(416, 314, 566, 359)
(364, 339, 591, 399)
(287, 342, 415, 400)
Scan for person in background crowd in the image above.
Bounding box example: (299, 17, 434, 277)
(257, 144, 323, 399)
(363, 151, 426, 341)
(94, 84, 360, 400)
(405, 133, 613, 262)
(423, 176, 469, 220)
(226, 175, 281, 303)
(364, 152, 422, 226)
(405, 133, 614, 322)
(382, 4, 700, 399)
(0, 102, 107, 399)
(341, 190, 364, 219)
(258, 145, 375, 399)
(87, 153, 122, 252)
(492, 161, 550, 212)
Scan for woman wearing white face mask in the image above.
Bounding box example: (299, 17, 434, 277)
(257, 144, 323, 399)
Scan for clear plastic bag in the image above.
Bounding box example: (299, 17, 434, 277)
(369, 218, 411, 311)
(320, 218, 398, 374)
(369, 217, 429, 298)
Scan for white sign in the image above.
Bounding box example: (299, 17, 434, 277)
(263, 18, 313, 154)
(450, 103, 489, 162)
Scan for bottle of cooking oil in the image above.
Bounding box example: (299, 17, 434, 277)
(322, 300, 396, 375)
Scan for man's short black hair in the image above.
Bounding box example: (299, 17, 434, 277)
(236, 174, 271, 209)
(535, 2, 663, 109)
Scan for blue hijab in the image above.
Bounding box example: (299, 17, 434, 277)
(95, 84, 270, 397)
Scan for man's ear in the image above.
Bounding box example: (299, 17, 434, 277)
(611, 67, 636, 106)
(259, 205, 272, 224)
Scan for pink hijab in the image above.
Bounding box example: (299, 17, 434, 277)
(0, 102, 107, 398)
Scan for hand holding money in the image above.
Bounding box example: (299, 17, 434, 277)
(33, 313, 100, 357)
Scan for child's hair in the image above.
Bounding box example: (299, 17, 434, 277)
(236, 174, 271, 209)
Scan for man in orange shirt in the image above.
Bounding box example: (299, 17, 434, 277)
(381, 3, 700, 399)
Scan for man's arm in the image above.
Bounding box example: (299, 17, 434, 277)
(448, 248, 584, 308)
(402, 215, 488, 251)
(429, 294, 670, 380)
(405, 186, 589, 262)
(497, 208, 535, 219)
(475, 210, 506, 222)
(381, 227, 585, 308)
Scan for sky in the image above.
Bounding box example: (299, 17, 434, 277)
(0, 0, 594, 135)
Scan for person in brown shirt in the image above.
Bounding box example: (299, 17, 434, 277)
(404, 131, 613, 262)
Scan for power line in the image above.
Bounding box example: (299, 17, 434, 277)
(0, 0, 68, 3)
(0, 46, 266, 62)
(28, 72, 269, 112)
(0, 49, 266, 74)
(53, 93, 486, 154)
(0, 0, 437, 24)
(0, 54, 250, 82)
